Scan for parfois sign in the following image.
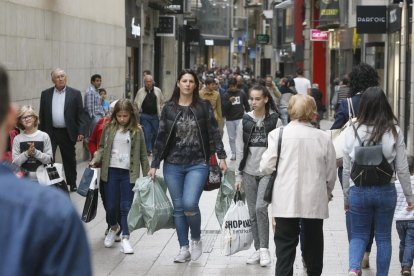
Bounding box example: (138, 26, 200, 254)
(356, 6, 387, 34)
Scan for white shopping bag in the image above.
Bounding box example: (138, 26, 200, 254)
(221, 191, 253, 256)
(35, 163, 65, 185)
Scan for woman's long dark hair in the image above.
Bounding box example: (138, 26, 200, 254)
(349, 63, 380, 96)
(170, 69, 200, 107)
(249, 84, 278, 116)
(357, 86, 397, 143)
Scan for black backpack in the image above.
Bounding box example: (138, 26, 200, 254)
(350, 124, 394, 186)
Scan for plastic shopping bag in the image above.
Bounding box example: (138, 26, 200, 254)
(215, 169, 245, 227)
(128, 182, 146, 232)
(128, 176, 175, 235)
(221, 191, 253, 256)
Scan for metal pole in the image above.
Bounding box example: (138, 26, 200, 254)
(140, 2, 144, 89)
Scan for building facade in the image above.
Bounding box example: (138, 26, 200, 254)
(1, 0, 125, 160)
(0, 0, 126, 108)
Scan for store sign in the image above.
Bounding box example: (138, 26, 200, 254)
(388, 4, 401, 33)
(156, 16, 175, 37)
(310, 29, 328, 41)
(163, 0, 184, 14)
(319, 0, 340, 22)
(237, 37, 243, 52)
(205, 39, 214, 46)
(356, 6, 387, 34)
(256, 34, 270, 44)
(131, 17, 140, 37)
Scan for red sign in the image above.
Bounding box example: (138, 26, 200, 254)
(310, 29, 329, 41)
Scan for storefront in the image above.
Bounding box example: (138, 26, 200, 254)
(273, 0, 296, 76)
(125, 0, 141, 99)
(195, 1, 231, 68)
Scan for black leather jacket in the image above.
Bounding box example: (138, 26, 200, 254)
(151, 100, 226, 168)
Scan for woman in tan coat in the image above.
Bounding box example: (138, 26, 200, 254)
(260, 94, 336, 276)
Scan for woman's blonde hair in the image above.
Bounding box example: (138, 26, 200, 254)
(17, 105, 39, 129)
(287, 94, 317, 122)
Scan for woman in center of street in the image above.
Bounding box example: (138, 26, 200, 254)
(260, 94, 337, 276)
(235, 84, 280, 267)
(148, 69, 227, 263)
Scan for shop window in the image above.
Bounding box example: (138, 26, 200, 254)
(284, 6, 294, 43)
(365, 42, 385, 89)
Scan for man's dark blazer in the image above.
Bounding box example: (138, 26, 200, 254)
(39, 86, 86, 143)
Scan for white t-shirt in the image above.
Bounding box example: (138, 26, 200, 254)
(294, 77, 311, 95)
(109, 129, 131, 170)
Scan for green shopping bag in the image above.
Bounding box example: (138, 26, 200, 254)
(128, 176, 175, 234)
(215, 169, 245, 227)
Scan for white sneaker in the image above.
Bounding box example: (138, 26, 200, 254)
(246, 250, 260, 264)
(259, 248, 271, 267)
(191, 240, 203, 261)
(104, 225, 120, 248)
(174, 246, 191, 263)
(120, 238, 134, 254)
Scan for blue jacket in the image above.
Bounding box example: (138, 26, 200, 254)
(0, 163, 92, 276)
(331, 94, 361, 130)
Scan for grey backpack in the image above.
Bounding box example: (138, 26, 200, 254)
(350, 124, 394, 186)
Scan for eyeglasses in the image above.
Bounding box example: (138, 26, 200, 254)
(21, 115, 34, 121)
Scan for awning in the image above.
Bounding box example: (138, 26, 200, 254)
(200, 35, 230, 46)
(274, 0, 293, 9)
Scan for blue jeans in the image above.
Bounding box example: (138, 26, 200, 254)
(348, 184, 397, 275)
(105, 168, 134, 236)
(340, 167, 374, 252)
(140, 113, 159, 153)
(163, 162, 208, 247)
(396, 220, 414, 268)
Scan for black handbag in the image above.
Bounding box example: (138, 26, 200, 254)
(204, 154, 223, 191)
(263, 127, 283, 203)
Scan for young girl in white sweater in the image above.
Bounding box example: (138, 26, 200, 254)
(12, 105, 52, 180)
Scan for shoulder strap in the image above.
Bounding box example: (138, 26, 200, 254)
(351, 122, 363, 146)
(347, 98, 355, 119)
(274, 127, 283, 171)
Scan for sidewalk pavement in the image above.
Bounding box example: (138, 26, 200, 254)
(69, 119, 404, 275)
